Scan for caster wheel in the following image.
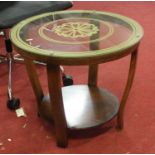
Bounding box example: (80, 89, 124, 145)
(63, 75, 73, 86)
(7, 97, 20, 110)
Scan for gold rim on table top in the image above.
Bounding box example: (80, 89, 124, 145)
(10, 10, 143, 59)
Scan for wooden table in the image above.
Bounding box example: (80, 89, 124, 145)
(10, 10, 143, 147)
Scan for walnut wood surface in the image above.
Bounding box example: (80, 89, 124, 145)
(24, 58, 44, 107)
(40, 85, 119, 129)
(46, 64, 68, 147)
(117, 49, 138, 129)
(88, 64, 98, 87)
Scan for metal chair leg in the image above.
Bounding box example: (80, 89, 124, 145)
(6, 52, 20, 110)
(0, 30, 73, 110)
(1, 30, 21, 110)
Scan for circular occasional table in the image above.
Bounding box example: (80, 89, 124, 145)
(10, 10, 143, 147)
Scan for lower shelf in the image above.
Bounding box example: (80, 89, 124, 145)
(40, 85, 119, 129)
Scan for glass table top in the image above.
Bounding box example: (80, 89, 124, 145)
(11, 10, 143, 58)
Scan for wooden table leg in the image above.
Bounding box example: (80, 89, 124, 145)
(117, 49, 138, 129)
(88, 19, 99, 87)
(88, 64, 98, 87)
(24, 58, 44, 107)
(46, 64, 68, 147)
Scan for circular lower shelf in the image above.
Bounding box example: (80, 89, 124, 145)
(40, 85, 119, 129)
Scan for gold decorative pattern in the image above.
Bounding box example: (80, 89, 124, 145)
(10, 11, 143, 58)
(52, 22, 99, 38)
(39, 18, 114, 45)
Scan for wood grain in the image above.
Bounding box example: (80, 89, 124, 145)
(46, 64, 68, 147)
(117, 49, 138, 129)
(40, 85, 119, 129)
(24, 58, 44, 107)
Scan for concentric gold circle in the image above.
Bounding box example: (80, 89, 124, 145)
(39, 18, 114, 45)
(10, 10, 143, 61)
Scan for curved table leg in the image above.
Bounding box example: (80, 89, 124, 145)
(117, 49, 138, 129)
(24, 58, 44, 107)
(46, 64, 68, 147)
